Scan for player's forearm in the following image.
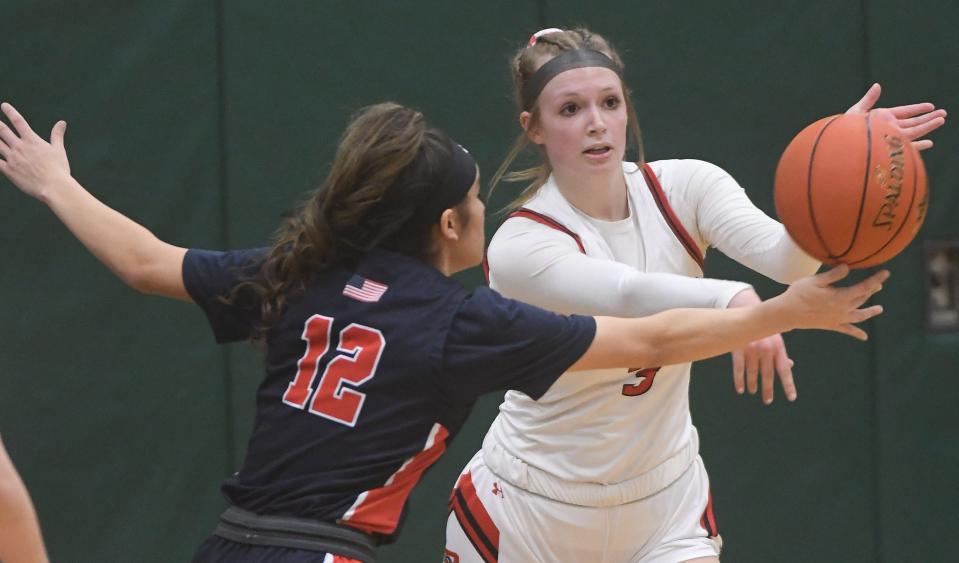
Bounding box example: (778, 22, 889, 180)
(39, 175, 187, 296)
(0, 495, 49, 563)
(0, 444, 49, 563)
(638, 301, 793, 367)
(574, 301, 793, 371)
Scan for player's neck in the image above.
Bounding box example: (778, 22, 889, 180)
(553, 166, 628, 221)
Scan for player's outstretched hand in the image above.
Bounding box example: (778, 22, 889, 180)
(727, 288, 795, 405)
(846, 83, 947, 151)
(0, 102, 70, 201)
(778, 265, 888, 340)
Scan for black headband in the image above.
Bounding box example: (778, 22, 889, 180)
(423, 137, 477, 220)
(521, 49, 623, 110)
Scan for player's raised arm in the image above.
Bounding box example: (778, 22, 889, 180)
(0, 102, 190, 301)
(569, 266, 886, 372)
(0, 437, 50, 563)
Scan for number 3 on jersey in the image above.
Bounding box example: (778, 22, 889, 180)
(622, 367, 660, 397)
(282, 314, 385, 427)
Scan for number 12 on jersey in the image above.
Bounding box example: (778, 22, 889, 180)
(282, 314, 385, 427)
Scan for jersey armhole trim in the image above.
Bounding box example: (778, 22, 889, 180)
(641, 163, 706, 270)
(482, 208, 586, 283)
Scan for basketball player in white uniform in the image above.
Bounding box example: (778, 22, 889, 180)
(444, 28, 945, 563)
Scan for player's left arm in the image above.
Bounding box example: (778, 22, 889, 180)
(846, 83, 947, 151)
(0, 103, 190, 301)
(0, 437, 50, 563)
(665, 159, 817, 404)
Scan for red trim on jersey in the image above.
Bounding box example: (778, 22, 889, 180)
(449, 472, 499, 562)
(641, 163, 705, 270)
(509, 208, 587, 253)
(340, 424, 449, 535)
(700, 488, 719, 537)
(483, 208, 586, 284)
(331, 556, 363, 563)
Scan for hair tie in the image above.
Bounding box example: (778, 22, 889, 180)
(528, 28, 563, 46)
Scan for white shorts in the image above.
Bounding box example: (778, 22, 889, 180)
(444, 451, 721, 563)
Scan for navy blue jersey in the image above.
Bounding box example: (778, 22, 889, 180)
(183, 247, 594, 539)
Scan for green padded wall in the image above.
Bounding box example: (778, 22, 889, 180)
(0, 2, 230, 561)
(0, 2, 954, 561)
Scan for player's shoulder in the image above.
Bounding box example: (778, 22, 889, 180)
(644, 158, 734, 196)
(646, 158, 728, 177)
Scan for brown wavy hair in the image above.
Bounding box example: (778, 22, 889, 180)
(229, 102, 470, 337)
(489, 28, 645, 210)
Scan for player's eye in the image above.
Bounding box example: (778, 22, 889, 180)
(560, 103, 578, 116)
(604, 96, 621, 109)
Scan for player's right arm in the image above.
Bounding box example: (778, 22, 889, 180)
(0, 103, 189, 301)
(487, 218, 752, 316)
(569, 265, 886, 372)
(0, 437, 50, 563)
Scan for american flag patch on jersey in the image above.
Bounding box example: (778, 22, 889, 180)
(342, 274, 388, 303)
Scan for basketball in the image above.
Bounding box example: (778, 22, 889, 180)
(774, 113, 928, 268)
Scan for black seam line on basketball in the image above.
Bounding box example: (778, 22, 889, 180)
(835, 111, 873, 259)
(453, 489, 498, 559)
(642, 167, 705, 269)
(849, 143, 919, 265)
(807, 115, 843, 258)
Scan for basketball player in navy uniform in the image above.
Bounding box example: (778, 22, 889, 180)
(0, 100, 886, 562)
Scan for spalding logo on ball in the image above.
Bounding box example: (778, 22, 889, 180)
(774, 112, 928, 269)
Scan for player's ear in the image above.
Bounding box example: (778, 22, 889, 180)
(520, 111, 543, 145)
(436, 208, 460, 242)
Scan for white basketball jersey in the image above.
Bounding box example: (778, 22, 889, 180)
(485, 161, 707, 486)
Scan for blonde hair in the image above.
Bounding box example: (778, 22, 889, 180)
(490, 28, 645, 210)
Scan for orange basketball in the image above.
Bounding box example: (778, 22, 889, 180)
(774, 113, 928, 268)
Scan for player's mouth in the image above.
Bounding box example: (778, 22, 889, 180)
(583, 144, 613, 159)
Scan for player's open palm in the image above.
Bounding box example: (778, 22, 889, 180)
(845, 83, 947, 151)
(0, 102, 70, 200)
(728, 288, 796, 405)
(781, 265, 888, 340)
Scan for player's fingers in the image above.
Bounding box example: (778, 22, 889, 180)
(0, 137, 10, 158)
(50, 120, 67, 148)
(745, 347, 760, 395)
(844, 269, 888, 305)
(901, 116, 946, 142)
(760, 347, 775, 405)
(815, 264, 850, 286)
(0, 120, 19, 147)
(846, 83, 881, 114)
(888, 102, 936, 119)
(913, 139, 934, 151)
(732, 349, 745, 395)
(0, 103, 38, 139)
(775, 346, 797, 402)
(897, 109, 947, 130)
(837, 323, 869, 341)
(848, 304, 884, 324)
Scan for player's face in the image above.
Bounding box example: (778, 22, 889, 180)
(451, 174, 486, 273)
(526, 67, 628, 178)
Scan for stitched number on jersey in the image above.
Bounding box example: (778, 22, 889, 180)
(282, 314, 385, 427)
(622, 367, 661, 397)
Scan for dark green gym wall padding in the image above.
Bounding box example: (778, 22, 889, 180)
(0, 2, 955, 562)
(0, 2, 230, 561)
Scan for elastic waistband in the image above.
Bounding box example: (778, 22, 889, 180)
(482, 428, 698, 507)
(213, 505, 377, 563)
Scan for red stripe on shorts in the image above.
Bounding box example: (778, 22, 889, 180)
(449, 472, 499, 562)
(700, 489, 719, 537)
